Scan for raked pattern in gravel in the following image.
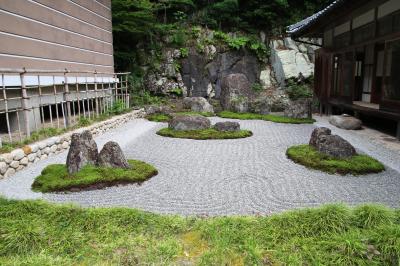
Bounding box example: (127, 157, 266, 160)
(0, 117, 399, 216)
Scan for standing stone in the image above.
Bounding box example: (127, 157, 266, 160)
(169, 115, 211, 131)
(284, 99, 312, 119)
(66, 130, 98, 174)
(98, 141, 130, 169)
(220, 73, 253, 111)
(309, 127, 331, 147)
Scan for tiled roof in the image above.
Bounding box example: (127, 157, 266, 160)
(287, 0, 345, 35)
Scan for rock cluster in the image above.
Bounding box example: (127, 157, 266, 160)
(329, 115, 362, 130)
(309, 127, 356, 158)
(67, 131, 130, 174)
(145, 105, 172, 115)
(169, 115, 211, 131)
(183, 97, 214, 113)
(0, 110, 144, 179)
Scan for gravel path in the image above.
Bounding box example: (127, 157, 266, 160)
(0, 117, 399, 216)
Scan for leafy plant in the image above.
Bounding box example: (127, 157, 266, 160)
(179, 47, 189, 58)
(110, 100, 126, 115)
(169, 87, 183, 97)
(251, 83, 263, 92)
(286, 79, 313, 100)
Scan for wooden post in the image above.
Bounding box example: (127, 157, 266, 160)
(63, 70, 71, 127)
(94, 72, 99, 116)
(2, 74, 12, 142)
(20, 71, 30, 137)
(396, 121, 400, 140)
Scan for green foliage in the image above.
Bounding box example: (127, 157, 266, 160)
(175, 111, 214, 117)
(169, 87, 183, 97)
(218, 111, 315, 124)
(0, 198, 399, 265)
(157, 128, 253, 140)
(77, 117, 91, 127)
(286, 145, 385, 175)
(32, 160, 158, 192)
(286, 78, 313, 100)
(109, 100, 126, 115)
(251, 83, 263, 92)
(132, 90, 166, 107)
(179, 47, 189, 58)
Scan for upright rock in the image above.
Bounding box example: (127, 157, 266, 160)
(98, 141, 130, 169)
(220, 73, 253, 112)
(183, 97, 214, 113)
(66, 130, 98, 174)
(309, 127, 331, 147)
(169, 115, 211, 131)
(284, 99, 312, 119)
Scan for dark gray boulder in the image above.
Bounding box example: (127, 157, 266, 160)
(66, 130, 98, 174)
(145, 105, 172, 115)
(309, 127, 331, 147)
(183, 97, 214, 113)
(329, 115, 362, 130)
(169, 115, 211, 131)
(214, 121, 240, 132)
(98, 141, 130, 169)
(317, 134, 356, 158)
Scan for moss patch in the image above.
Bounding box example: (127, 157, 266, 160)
(32, 160, 158, 192)
(146, 113, 171, 122)
(0, 198, 399, 265)
(175, 111, 215, 117)
(218, 111, 315, 124)
(157, 128, 253, 140)
(286, 144, 385, 175)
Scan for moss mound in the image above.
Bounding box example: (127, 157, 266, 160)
(32, 160, 158, 192)
(217, 111, 315, 124)
(286, 144, 385, 175)
(157, 128, 252, 140)
(146, 112, 214, 123)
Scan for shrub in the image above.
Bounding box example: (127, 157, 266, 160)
(286, 79, 313, 100)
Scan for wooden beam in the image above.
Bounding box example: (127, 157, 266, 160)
(397, 121, 400, 140)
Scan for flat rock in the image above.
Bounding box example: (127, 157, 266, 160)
(214, 122, 240, 132)
(329, 115, 362, 130)
(66, 130, 98, 174)
(317, 134, 356, 158)
(98, 141, 130, 169)
(169, 115, 211, 131)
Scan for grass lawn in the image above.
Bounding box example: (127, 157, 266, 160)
(32, 160, 158, 192)
(286, 144, 385, 175)
(0, 199, 399, 265)
(146, 112, 215, 123)
(157, 128, 253, 140)
(218, 111, 316, 124)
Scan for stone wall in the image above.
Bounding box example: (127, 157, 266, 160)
(0, 109, 146, 179)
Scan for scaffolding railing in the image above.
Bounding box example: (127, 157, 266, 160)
(0, 68, 130, 144)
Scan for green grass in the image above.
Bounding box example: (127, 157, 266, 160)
(217, 111, 316, 124)
(0, 199, 399, 265)
(32, 160, 158, 193)
(146, 113, 171, 122)
(175, 111, 215, 117)
(157, 128, 253, 140)
(286, 144, 385, 175)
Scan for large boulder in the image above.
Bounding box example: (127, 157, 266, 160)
(284, 99, 312, 119)
(329, 115, 362, 130)
(309, 127, 356, 158)
(169, 115, 211, 131)
(317, 135, 356, 158)
(66, 130, 98, 174)
(183, 97, 214, 113)
(214, 121, 240, 132)
(98, 141, 130, 169)
(220, 73, 253, 111)
(309, 127, 331, 147)
(145, 105, 172, 115)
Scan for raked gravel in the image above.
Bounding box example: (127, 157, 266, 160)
(0, 117, 399, 216)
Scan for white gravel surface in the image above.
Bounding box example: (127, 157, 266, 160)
(0, 117, 399, 216)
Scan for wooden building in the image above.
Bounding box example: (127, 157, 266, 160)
(288, 0, 400, 139)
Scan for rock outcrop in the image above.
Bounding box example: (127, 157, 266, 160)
(309, 127, 356, 158)
(214, 121, 240, 132)
(66, 130, 98, 174)
(183, 97, 214, 113)
(329, 115, 362, 130)
(169, 115, 211, 131)
(98, 141, 130, 169)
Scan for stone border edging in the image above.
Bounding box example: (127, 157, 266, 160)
(0, 109, 146, 179)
